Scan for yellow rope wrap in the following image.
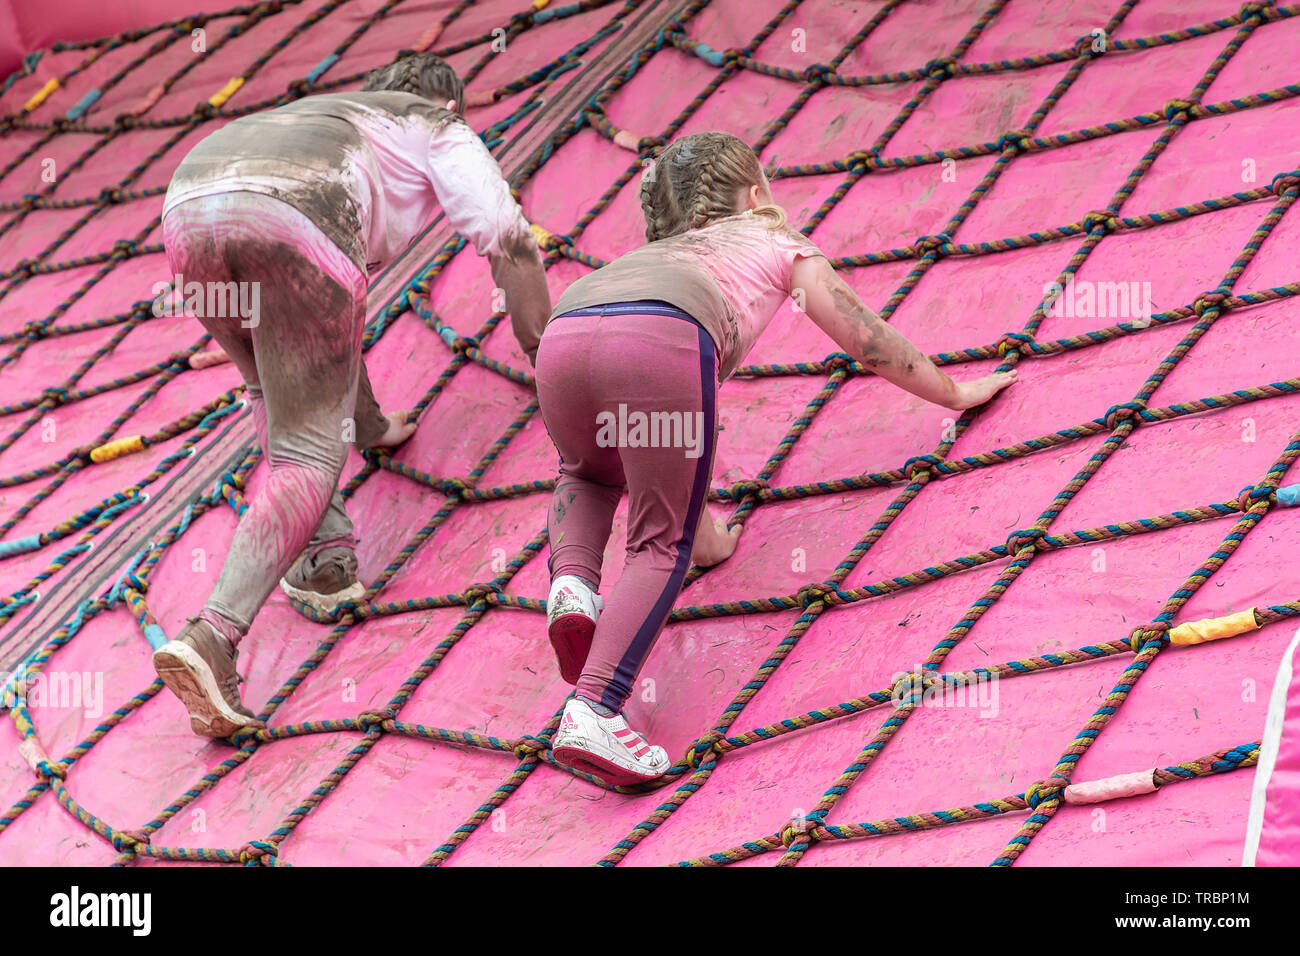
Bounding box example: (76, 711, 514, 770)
(208, 76, 245, 108)
(89, 435, 145, 463)
(529, 223, 553, 248)
(23, 78, 60, 113)
(1169, 608, 1260, 645)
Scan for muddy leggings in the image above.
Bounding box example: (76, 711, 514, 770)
(162, 191, 368, 646)
(535, 301, 719, 713)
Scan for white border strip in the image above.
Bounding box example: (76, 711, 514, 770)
(1243, 625, 1300, 866)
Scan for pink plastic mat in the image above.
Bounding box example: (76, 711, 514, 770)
(2, 0, 1299, 867)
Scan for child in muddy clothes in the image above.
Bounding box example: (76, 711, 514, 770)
(153, 54, 551, 737)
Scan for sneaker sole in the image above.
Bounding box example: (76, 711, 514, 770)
(279, 577, 365, 614)
(553, 735, 666, 786)
(152, 641, 252, 739)
(548, 613, 595, 685)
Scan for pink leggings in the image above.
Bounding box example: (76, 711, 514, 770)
(162, 191, 367, 644)
(534, 302, 719, 712)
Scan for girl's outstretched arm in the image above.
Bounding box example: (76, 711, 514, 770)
(489, 231, 549, 365)
(793, 254, 1016, 409)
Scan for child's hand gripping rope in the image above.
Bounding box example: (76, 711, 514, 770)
(370, 410, 419, 448)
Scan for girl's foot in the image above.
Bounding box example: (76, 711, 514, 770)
(546, 575, 603, 684)
(552, 697, 670, 785)
(152, 617, 259, 738)
(280, 545, 365, 614)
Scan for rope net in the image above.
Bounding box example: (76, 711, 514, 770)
(1, 0, 1299, 866)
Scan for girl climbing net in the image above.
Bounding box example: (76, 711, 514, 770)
(151, 53, 551, 738)
(536, 130, 1017, 785)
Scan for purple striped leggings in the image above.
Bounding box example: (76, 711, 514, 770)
(535, 302, 719, 712)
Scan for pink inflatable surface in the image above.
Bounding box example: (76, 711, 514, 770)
(1, 0, 1299, 867)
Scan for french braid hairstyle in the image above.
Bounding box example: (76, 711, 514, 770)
(639, 131, 786, 242)
(362, 53, 466, 115)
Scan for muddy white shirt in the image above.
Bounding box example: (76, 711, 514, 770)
(551, 212, 825, 382)
(163, 90, 531, 274)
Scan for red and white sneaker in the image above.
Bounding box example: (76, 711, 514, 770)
(552, 697, 670, 786)
(547, 575, 604, 684)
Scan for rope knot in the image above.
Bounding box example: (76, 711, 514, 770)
(1103, 400, 1146, 430)
(797, 581, 847, 610)
(534, 229, 570, 251)
(109, 239, 137, 259)
(238, 840, 277, 865)
(1162, 98, 1196, 122)
(1024, 775, 1071, 809)
(40, 386, 70, 406)
(111, 829, 150, 853)
(1128, 620, 1171, 653)
(823, 352, 856, 371)
(801, 63, 834, 85)
(111, 114, 138, 132)
(462, 581, 502, 608)
(996, 331, 1035, 357)
(923, 56, 958, 78)
(37, 758, 67, 780)
(1190, 290, 1227, 317)
(513, 735, 549, 761)
(1081, 209, 1119, 234)
(996, 129, 1032, 154)
(1236, 483, 1275, 513)
(685, 730, 725, 769)
(97, 185, 125, 204)
(903, 454, 943, 480)
(123, 572, 149, 594)
(356, 708, 395, 733)
(846, 148, 877, 173)
(17, 193, 40, 212)
(229, 726, 262, 747)
(286, 77, 312, 96)
(728, 478, 768, 501)
(891, 669, 938, 704)
(1239, 0, 1273, 20)
(192, 101, 219, 120)
(780, 811, 824, 847)
(910, 232, 950, 257)
(1269, 170, 1300, 196)
(1004, 527, 1045, 555)
(1072, 33, 1104, 58)
(50, 117, 72, 134)
(12, 257, 40, 278)
(439, 477, 473, 498)
(636, 134, 666, 155)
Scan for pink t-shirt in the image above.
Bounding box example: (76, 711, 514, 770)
(163, 91, 531, 275)
(551, 211, 825, 381)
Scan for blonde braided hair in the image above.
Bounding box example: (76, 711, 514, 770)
(362, 53, 465, 115)
(640, 131, 786, 242)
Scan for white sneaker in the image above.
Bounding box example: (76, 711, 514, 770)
(552, 697, 670, 785)
(546, 575, 604, 684)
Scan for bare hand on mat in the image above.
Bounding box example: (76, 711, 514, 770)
(692, 513, 742, 567)
(947, 368, 1018, 409)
